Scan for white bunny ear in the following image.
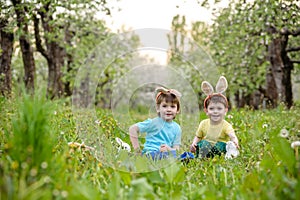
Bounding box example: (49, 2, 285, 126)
(115, 137, 123, 146)
(215, 76, 228, 94)
(155, 87, 169, 94)
(201, 81, 214, 96)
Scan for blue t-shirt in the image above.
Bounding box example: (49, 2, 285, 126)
(137, 117, 181, 153)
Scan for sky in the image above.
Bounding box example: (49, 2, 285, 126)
(102, 0, 229, 32)
(97, 0, 229, 64)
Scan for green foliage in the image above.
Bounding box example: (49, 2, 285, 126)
(9, 91, 54, 169)
(1, 96, 300, 199)
(185, 0, 300, 106)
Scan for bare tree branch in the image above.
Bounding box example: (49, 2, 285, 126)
(286, 46, 300, 52)
(281, 27, 300, 36)
(291, 60, 300, 64)
(33, 15, 48, 60)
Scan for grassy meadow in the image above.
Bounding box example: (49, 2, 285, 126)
(0, 93, 300, 200)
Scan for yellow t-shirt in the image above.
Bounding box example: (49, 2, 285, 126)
(195, 119, 234, 144)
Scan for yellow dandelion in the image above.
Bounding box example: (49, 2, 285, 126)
(11, 161, 19, 170)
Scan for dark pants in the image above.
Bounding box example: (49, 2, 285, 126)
(196, 140, 226, 158)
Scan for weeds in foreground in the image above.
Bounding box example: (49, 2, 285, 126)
(0, 94, 299, 199)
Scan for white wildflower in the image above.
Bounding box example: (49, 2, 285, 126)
(291, 141, 300, 149)
(30, 168, 38, 176)
(255, 161, 261, 169)
(41, 162, 48, 169)
(53, 189, 60, 196)
(279, 128, 289, 138)
(21, 162, 28, 169)
(227, 115, 233, 119)
(262, 123, 268, 128)
(44, 176, 51, 183)
(61, 191, 68, 198)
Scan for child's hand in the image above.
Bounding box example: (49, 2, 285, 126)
(234, 141, 240, 149)
(160, 144, 170, 152)
(133, 147, 142, 156)
(190, 144, 197, 153)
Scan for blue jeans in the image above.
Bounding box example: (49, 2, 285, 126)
(196, 140, 226, 158)
(144, 150, 177, 160)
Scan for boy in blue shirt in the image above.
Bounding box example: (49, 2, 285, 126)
(129, 87, 182, 160)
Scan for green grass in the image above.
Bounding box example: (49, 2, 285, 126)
(0, 94, 300, 199)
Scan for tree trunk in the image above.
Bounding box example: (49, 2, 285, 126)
(266, 38, 285, 107)
(63, 26, 74, 97)
(35, 5, 65, 99)
(20, 35, 35, 93)
(11, 0, 35, 93)
(265, 65, 278, 108)
(266, 35, 294, 108)
(46, 46, 64, 99)
(0, 19, 14, 97)
(281, 34, 293, 108)
(265, 24, 298, 109)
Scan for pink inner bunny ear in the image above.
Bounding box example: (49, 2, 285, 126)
(215, 76, 228, 93)
(201, 81, 214, 95)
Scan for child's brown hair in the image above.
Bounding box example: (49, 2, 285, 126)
(204, 94, 228, 110)
(156, 93, 180, 112)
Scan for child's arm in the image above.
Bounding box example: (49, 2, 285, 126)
(190, 136, 201, 153)
(228, 132, 239, 148)
(129, 124, 141, 152)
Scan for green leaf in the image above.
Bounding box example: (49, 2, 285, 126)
(163, 163, 184, 184)
(271, 137, 296, 175)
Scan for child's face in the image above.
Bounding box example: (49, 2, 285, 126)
(205, 102, 227, 124)
(156, 99, 179, 122)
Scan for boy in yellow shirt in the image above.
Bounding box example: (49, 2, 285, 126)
(190, 76, 239, 158)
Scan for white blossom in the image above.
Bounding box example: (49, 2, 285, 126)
(227, 115, 233, 119)
(41, 162, 48, 169)
(279, 128, 289, 138)
(291, 141, 300, 149)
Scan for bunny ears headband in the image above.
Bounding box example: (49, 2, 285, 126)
(202, 76, 228, 109)
(155, 87, 182, 103)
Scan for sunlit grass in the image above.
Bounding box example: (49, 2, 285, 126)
(0, 95, 299, 199)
